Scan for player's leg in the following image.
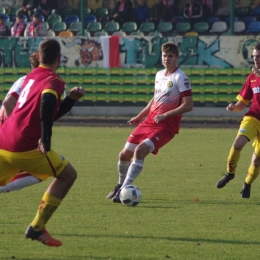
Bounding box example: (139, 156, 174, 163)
(106, 147, 133, 199)
(216, 116, 256, 188)
(0, 172, 41, 193)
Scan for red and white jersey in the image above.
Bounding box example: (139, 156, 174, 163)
(0, 76, 25, 128)
(144, 68, 192, 134)
(0, 66, 65, 152)
(237, 73, 260, 121)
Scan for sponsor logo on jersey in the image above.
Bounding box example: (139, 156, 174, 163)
(252, 86, 260, 94)
(250, 80, 257, 82)
(167, 81, 173, 87)
(184, 78, 190, 88)
(239, 128, 246, 133)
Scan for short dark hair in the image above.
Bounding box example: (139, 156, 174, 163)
(254, 43, 260, 51)
(161, 42, 179, 57)
(30, 51, 40, 69)
(39, 39, 61, 64)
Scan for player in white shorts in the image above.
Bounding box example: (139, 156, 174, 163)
(106, 42, 194, 202)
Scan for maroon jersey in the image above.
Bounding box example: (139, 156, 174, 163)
(0, 66, 65, 152)
(237, 73, 260, 121)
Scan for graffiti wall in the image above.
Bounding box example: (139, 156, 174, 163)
(0, 35, 256, 108)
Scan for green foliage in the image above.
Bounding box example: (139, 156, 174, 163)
(1, 127, 259, 259)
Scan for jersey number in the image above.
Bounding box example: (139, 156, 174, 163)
(17, 79, 34, 108)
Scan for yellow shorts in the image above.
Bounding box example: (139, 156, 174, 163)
(0, 148, 68, 186)
(238, 116, 260, 157)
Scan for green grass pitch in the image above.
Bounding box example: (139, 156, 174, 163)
(1, 126, 259, 260)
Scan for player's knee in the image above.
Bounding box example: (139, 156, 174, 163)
(252, 157, 260, 168)
(59, 163, 77, 183)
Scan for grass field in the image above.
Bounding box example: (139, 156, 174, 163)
(1, 126, 259, 260)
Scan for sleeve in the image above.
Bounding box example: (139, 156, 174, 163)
(6, 76, 25, 100)
(54, 96, 76, 121)
(42, 76, 65, 99)
(236, 76, 252, 105)
(177, 73, 192, 92)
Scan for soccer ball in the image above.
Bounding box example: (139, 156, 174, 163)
(119, 185, 142, 206)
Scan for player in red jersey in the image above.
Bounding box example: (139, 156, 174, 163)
(216, 43, 260, 198)
(0, 39, 85, 247)
(106, 42, 193, 203)
(0, 51, 45, 193)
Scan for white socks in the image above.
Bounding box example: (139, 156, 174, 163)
(117, 160, 129, 184)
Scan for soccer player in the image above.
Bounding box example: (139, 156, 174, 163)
(216, 43, 260, 199)
(106, 42, 193, 203)
(0, 51, 44, 193)
(0, 39, 85, 246)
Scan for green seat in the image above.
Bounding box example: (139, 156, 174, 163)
(104, 21, 120, 34)
(47, 14, 62, 27)
(193, 21, 209, 33)
(157, 22, 173, 34)
(69, 22, 82, 32)
(5, 21, 13, 30)
(148, 31, 162, 37)
(121, 22, 137, 34)
(139, 22, 155, 33)
(0, 6, 6, 14)
(8, 6, 20, 17)
(175, 22, 191, 33)
(77, 30, 91, 37)
(94, 31, 108, 36)
(52, 22, 67, 34)
(86, 22, 102, 33)
(94, 7, 108, 19)
(84, 7, 92, 15)
(130, 31, 144, 36)
(43, 21, 49, 30)
(234, 7, 250, 16)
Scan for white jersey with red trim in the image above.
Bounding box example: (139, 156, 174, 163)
(144, 68, 191, 134)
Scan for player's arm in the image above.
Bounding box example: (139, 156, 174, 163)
(226, 100, 247, 112)
(54, 87, 85, 121)
(2, 95, 17, 117)
(128, 98, 153, 125)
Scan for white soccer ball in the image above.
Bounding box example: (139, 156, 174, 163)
(119, 185, 142, 206)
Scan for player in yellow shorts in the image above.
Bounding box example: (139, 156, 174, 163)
(216, 42, 260, 199)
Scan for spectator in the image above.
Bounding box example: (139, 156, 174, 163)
(11, 14, 26, 37)
(134, 0, 150, 27)
(0, 15, 10, 36)
(111, 0, 133, 27)
(162, 0, 178, 20)
(38, 0, 58, 20)
(183, 0, 203, 24)
(24, 14, 48, 37)
(200, 0, 212, 20)
(22, 0, 40, 19)
(150, 0, 167, 26)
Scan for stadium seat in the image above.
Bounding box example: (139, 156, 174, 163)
(121, 22, 137, 34)
(148, 31, 162, 37)
(171, 15, 186, 27)
(65, 15, 79, 26)
(209, 21, 228, 33)
(207, 16, 221, 25)
(157, 22, 173, 34)
(112, 31, 126, 36)
(104, 21, 120, 34)
(52, 22, 67, 35)
(8, 6, 21, 19)
(0, 6, 6, 14)
(139, 22, 155, 34)
(42, 21, 49, 30)
(47, 14, 62, 28)
(84, 15, 97, 26)
(174, 22, 191, 34)
(233, 21, 246, 33)
(59, 7, 75, 18)
(1, 14, 10, 22)
(250, 6, 260, 16)
(193, 21, 209, 33)
(246, 21, 260, 33)
(225, 16, 238, 25)
(5, 21, 13, 30)
(83, 7, 92, 15)
(243, 16, 257, 26)
(77, 30, 91, 37)
(130, 31, 144, 36)
(94, 7, 108, 20)
(68, 21, 82, 33)
(235, 7, 250, 16)
(94, 31, 108, 36)
(58, 31, 73, 37)
(184, 31, 198, 36)
(86, 21, 102, 36)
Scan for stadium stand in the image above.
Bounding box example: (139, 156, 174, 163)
(86, 21, 102, 36)
(139, 22, 155, 35)
(94, 31, 108, 36)
(246, 21, 260, 33)
(193, 21, 209, 33)
(47, 14, 62, 28)
(157, 22, 173, 35)
(121, 22, 138, 35)
(59, 31, 73, 37)
(174, 22, 191, 34)
(104, 21, 120, 35)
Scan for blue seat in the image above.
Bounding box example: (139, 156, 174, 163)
(243, 16, 257, 26)
(225, 16, 238, 25)
(0, 14, 10, 22)
(84, 15, 97, 25)
(207, 16, 220, 25)
(250, 6, 260, 16)
(246, 21, 260, 33)
(65, 15, 79, 25)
